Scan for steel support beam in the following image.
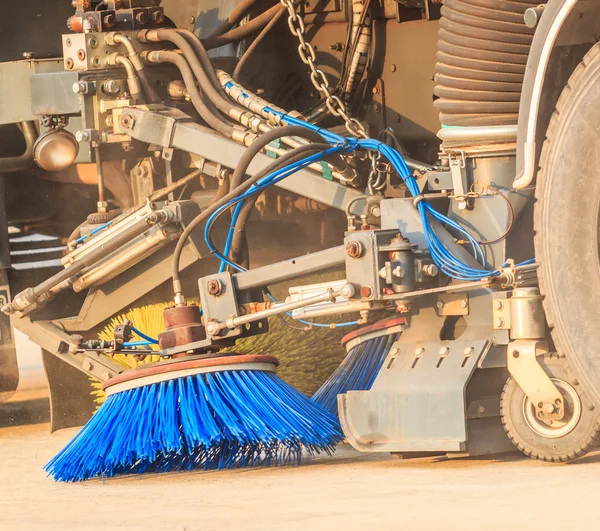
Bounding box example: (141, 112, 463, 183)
(119, 106, 367, 215)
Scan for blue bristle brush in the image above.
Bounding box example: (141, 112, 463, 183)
(45, 354, 343, 482)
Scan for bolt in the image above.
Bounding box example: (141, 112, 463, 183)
(370, 204, 381, 217)
(105, 115, 114, 128)
(77, 49, 86, 61)
(65, 58, 74, 70)
(373, 103, 381, 113)
(537, 402, 544, 408)
(65, 38, 72, 47)
(494, 317, 505, 328)
(359, 285, 374, 299)
(339, 284, 355, 298)
(205, 321, 219, 335)
(23, 52, 34, 60)
(392, 266, 405, 278)
(92, 57, 101, 67)
(555, 398, 561, 406)
(439, 347, 449, 357)
(1, 304, 14, 315)
(120, 115, 134, 129)
(346, 240, 364, 259)
(75, 130, 90, 142)
(512, 350, 520, 358)
(436, 301, 444, 309)
(391, 64, 397, 72)
(89, 37, 98, 49)
(72, 81, 87, 94)
(543, 403, 556, 415)
(372, 86, 380, 95)
(103, 79, 121, 95)
(422, 264, 439, 277)
(207, 279, 222, 297)
(329, 42, 344, 51)
(415, 347, 425, 357)
(463, 346, 473, 356)
(460, 300, 468, 309)
(477, 406, 485, 415)
(152, 10, 165, 24)
(494, 300, 504, 310)
(189, 16, 196, 24)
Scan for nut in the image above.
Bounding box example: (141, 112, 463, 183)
(207, 279, 222, 297)
(103, 79, 121, 95)
(359, 285, 374, 299)
(346, 240, 364, 259)
(422, 264, 439, 277)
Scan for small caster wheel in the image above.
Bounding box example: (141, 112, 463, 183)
(500, 354, 600, 462)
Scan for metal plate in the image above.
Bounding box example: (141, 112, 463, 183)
(339, 339, 489, 452)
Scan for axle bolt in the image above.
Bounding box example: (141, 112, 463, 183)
(207, 279, 222, 297)
(346, 240, 364, 259)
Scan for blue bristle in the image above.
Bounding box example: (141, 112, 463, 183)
(312, 333, 398, 416)
(44, 370, 343, 482)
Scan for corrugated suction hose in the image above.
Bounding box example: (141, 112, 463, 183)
(434, 0, 544, 127)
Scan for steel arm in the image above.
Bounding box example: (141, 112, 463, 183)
(118, 106, 368, 216)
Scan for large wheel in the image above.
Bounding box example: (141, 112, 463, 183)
(500, 354, 600, 462)
(534, 42, 600, 406)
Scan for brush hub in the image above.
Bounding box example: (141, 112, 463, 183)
(158, 304, 206, 352)
(103, 354, 278, 396)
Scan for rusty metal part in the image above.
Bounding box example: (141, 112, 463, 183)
(346, 240, 364, 259)
(238, 302, 276, 316)
(341, 316, 407, 347)
(167, 79, 187, 100)
(158, 304, 206, 352)
(103, 353, 279, 395)
(206, 279, 222, 296)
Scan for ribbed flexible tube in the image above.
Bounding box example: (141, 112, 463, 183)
(434, 0, 545, 127)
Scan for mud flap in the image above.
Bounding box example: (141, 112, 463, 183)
(42, 349, 95, 432)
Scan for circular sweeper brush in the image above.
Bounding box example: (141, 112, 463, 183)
(44, 353, 342, 482)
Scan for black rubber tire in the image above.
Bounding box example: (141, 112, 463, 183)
(500, 354, 600, 462)
(534, 42, 600, 407)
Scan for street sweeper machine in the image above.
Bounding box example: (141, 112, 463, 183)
(1, 0, 600, 480)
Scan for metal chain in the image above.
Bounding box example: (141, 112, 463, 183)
(280, 0, 368, 139)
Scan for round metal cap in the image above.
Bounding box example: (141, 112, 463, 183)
(33, 129, 79, 172)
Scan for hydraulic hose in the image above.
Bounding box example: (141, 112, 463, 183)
(171, 138, 331, 301)
(142, 50, 235, 137)
(0, 121, 36, 173)
(111, 33, 160, 103)
(233, 6, 286, 81)
(206, 0, 261, 39)
(228, 142, 326, 267)
(208, 143, 334, 271)
(203, 4, 282, 50)
(145, 29, 247, 121)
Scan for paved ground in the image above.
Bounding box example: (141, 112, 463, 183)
(1, 413, 600, 531)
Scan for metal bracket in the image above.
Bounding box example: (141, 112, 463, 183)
(339, 339, 489, 452)
(436, 292, 469, 316)
(11, 315, 124, 382)
(507, 339, 564, 421)
(448, 151, 468, 210)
